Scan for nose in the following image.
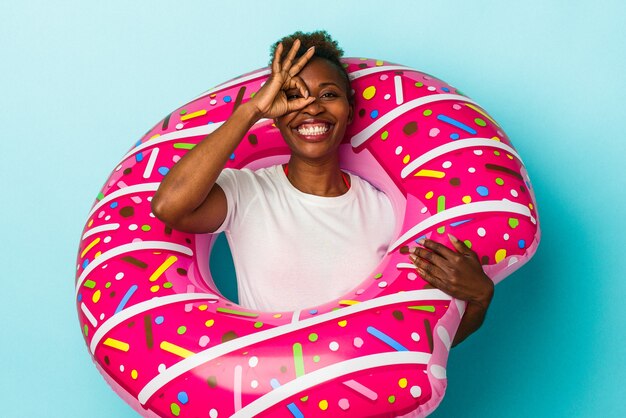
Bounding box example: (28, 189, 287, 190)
(302, 98, 324, 115)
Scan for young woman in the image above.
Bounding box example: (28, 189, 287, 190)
(151, 31, 494, 346)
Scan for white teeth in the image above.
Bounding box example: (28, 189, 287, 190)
(297, 124, 329, 136)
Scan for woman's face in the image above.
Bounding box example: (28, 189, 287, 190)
(275, 57, 353, 163)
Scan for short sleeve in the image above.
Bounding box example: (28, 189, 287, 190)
(213, 168, 258, 233)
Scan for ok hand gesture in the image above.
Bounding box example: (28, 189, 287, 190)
(248, 39, 316, 119)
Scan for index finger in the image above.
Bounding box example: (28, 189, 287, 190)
(281, 38, 301, 72)
(419, 238, 458, 261)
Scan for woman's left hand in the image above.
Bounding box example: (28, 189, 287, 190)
(406, 234, 494, 309)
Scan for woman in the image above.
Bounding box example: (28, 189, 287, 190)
(151, 31, 494, 346)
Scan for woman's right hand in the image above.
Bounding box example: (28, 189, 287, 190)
(247, 39, 316, 119)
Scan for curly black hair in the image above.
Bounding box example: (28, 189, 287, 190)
(270, 30, 351, 94)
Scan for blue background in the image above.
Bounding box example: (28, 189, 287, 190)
(1, 1, 624, 417)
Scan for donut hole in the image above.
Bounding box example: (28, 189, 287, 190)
(208, 232, 239, 304)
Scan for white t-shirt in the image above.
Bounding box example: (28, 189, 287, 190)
(215, 165, 395, 311)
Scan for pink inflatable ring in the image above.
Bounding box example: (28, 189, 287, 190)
(76, 58, 540, 417)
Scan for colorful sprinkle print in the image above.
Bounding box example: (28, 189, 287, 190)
(75, 58, 539, 418)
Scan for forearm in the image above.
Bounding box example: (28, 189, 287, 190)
(452, 300, 489, 347)
(151, 103, 260, 222)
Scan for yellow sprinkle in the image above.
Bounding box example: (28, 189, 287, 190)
(402, 155, 411, 164)
(87, 219, 94, 227)
(149, 256, 178, 282)
(81, 237, 101, 258)
(131, 369, 138, 379)
(507, 153, 514, 159)
(103, 337, 129, 352)
(205, 319, 215, 327)
(462, 196, 472, 204)
(160, 341, 194, 358)
(92, 290, 101, 303)
(375, 60, 384, 66)
(529, 203, 534, 210)
(94, 251, 102, 258)
(398, 378, 408, 388)
(273, 313, 282, 318)
(414, 169, 445, 179)
(338, 320, 348, 327)
(339, 300, 359, 306)
(180, 109, 207, 121)
(362, 86, 376, 100)
(198, 304, 208, 311)
(150, 285, 160, 293)
(495, 249, 507, 263)
(491, 136, 501, 142)
(425, 191, 434, 200)
(319, 400, 329, 410)
(149, 134, 161, 140)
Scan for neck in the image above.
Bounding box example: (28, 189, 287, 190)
(284, 156, 350, 197)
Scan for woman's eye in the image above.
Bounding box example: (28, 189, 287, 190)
(286, 93, 301, 100)
(321, 91, 338, 99)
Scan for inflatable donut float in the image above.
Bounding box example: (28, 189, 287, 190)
(75, 58, 540, 417)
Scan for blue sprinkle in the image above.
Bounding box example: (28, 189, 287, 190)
(115, 284, 138, 314)
(224, 95, 232, 103)
(451, 219, 472, 227)
(177, 391, 189, 405)
(135, 152, 144, 162)
(77, 293, 83, 302)
(82, 259, 89, 269)
(309, 309, 318, 315)
(518, 239, 526, 249)
(208, 121, 214, 124)
(229, 153, 235, 160)
(155, 316, 164, 325)
(287, 403, 304, 418)
(415, 234, 427, 243)
(110, 202, 118, 209)
(437, 114, 477, 135)
(270, 378, 281, 389)
(476, 186, 489, 196)
(370, 109, 379, 119)
(367, 326, 408, 351)
(450, 133, 460, 140)
(158, 166, 170, 176)
(441, 87, 450, 92)
(135, 139, 142, 146)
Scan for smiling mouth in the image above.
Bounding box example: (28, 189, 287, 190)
(294, 122, 332, 139)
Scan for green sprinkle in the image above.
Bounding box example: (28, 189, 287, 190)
(300, 396, 309, 402)
(388, 395, 396, 403)
(374, 273, 383, 279)
(408, 305, 436, 313)
(141, 224, 151, 232)
(105, 281, 111, 289)
(96, 192, 104, 201)
(253, 321, 264, 328)
(415, 82, 423, 87)
(173, 143, 196, 150)
(83, 280, 96, 289)
(83, 324, 89, 336)
(313, 355, 320, 362)
(423, 109, 432, 116)
(216, 307, 259, 318)
(293, 343, 305, 377)
(464, 240, 472, 249)
(308, 333, 318, 342)
(163, 282, 173, 289)
(474, 117, 487, 127)
(179, 109, 187, 115)
(494, 150, 501, 156)
(495, 177, 504, 186)
(508, 218, 519, 229)
(381, 131, 389, 140)
(177, 326, 187, 335)
(170, 402, 180, 416)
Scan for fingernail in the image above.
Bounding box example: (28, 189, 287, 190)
(447, 233, 458, 242)
(417, 238, 426, 245)
(399, 246, 410, 254)
(409, 255, 416, 262)
(308, 46, 315, 51)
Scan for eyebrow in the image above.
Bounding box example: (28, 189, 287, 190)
(318, 82, 341, 88)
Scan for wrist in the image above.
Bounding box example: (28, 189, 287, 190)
(235, 102, 263, 126)
(470, 277, 494, 310)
